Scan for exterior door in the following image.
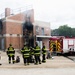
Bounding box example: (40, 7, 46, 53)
(36, 41, 42, 49)
(1, 38, 4, 50)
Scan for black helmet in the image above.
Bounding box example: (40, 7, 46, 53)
(9, 44, 12, 46)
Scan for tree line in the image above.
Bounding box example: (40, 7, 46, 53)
(51, 25, 75, 37)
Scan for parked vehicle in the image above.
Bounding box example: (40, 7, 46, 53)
(49, 36, 75, 55)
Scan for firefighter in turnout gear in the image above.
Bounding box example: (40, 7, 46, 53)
(29, 47, 34, 63)
(53, 43, 57, 56)
(34, 42, 41, 65)
(7, 44, 15, 64)
(42, 43, 46, 63)
(21, 43, 30, 66)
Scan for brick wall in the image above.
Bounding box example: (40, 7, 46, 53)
(6, 36, 23, 50)
(33, 21, 51, 36)
(6, 21, 22, 34)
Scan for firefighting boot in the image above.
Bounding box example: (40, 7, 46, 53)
(24, 63, 26, 66)
(9, 61, 11, 64)
(27, 63, 29, 65)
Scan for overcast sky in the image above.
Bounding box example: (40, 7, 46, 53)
(0, 0, 75, 29)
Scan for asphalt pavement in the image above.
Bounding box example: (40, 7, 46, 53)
(1, 51, 75, 75)
(0, 51, 75, 68)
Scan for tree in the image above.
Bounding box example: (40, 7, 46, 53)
(58, 25, 72, 37)
(51, 29, 59, 36)
(51, 25, 74, 37)
(72, 28, 75, 37)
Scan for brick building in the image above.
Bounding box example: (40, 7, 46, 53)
(0, 7, 51, 51)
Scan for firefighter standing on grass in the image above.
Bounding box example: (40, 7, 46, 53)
(21, 43, 30, 66)
(42, 43, 46, 63)
(34, 42, 41, 65)
(7, 44, 15, 64)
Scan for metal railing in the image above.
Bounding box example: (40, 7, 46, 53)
(0, 12, 5, 19)
(0, 5, 33, 19)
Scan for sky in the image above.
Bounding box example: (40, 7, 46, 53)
(0, 0, 75, 29)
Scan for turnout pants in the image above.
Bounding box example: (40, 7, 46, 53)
(8, 55, 15, 64)
(35, 55, 41, 64)
(42, 54, 46, 62)
(24, 57, 30, 65)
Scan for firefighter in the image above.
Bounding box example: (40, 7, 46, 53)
(42, 43, 46, 63)
(21, 43, 30, 66)
(34, 42, 41, 65)
(29, 46, 34, 63)
(7, 44, 15, 64)
(53, 43, 56, 56)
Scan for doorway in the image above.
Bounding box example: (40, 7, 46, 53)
(1, 38, 4, 50)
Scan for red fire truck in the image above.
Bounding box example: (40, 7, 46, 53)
(49, 36, 75, 54)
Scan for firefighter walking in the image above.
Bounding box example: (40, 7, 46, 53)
(34, 42, 41, 65)
(42, 43, 46, 63)
(7, 44, 15, 64)
(21, 44, 30, 66)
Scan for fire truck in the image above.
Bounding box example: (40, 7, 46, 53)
(49, 36, 75, 54)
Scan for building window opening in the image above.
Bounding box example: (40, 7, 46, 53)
(41, 28, 44, 35)
(36, 26, 39, 34)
